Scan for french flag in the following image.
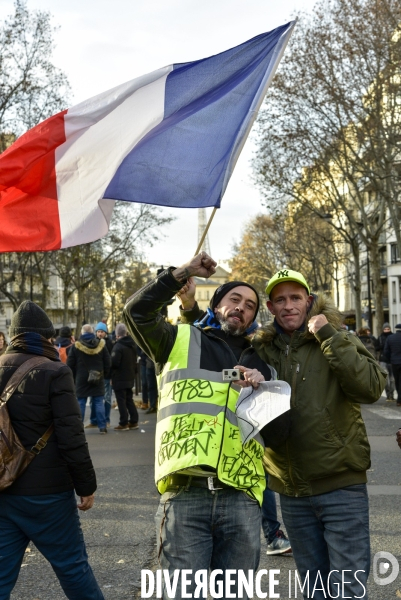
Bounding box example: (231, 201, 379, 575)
(0, 22, 295, 252)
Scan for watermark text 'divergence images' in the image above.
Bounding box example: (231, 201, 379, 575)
(140, 568, 367, 598)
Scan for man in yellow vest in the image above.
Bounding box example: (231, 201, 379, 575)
(124, 252, 287, 599)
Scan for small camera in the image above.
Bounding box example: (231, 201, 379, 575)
(222, 368, 240, 381)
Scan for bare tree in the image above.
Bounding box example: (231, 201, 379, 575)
(0, 0, 70, 144)
(230, 210, 343, 297)
(49, 202, 173, 327)
(254, 0, 401, 332)
(0, 0, 71, 314)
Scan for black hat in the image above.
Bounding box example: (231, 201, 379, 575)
(210, 281, 260, 318)
(60, 326, 72, 338)
(396, 324, 401, 331)
(9, 301, 56, 339)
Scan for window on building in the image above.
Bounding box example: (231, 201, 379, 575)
(391, 244, 400, 263)
(392, 281, 397, 303)
(206, 291, 210, 300)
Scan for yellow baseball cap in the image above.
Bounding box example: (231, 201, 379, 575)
(265, 269, 310, 297)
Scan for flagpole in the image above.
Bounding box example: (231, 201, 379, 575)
(195, 207, 217, 255)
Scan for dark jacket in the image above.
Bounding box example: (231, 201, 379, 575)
(54, 335, 73, 350)
(102, 335, 114, 355)
(67, 335, 111, 397)
(111, 335, 137, 390)
(123, 269, 290, 449)
(358, 334, 377, 357)
(252, 294, 387, 497)
(0, 351, 96, 496)
(383, 331, 401, 365)
(375, 331, 393, 362)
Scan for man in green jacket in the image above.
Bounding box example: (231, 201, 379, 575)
(252, 269, 386, 600)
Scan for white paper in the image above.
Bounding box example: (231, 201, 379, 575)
(235, 380, 291, 445)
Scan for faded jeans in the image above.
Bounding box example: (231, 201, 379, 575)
(261, 476, 280, 543)
(155, 486, 261, 600)
(280, 484, 370, 599)
(78, 396, 106, 430)
(89, 380, 112, 424)
(379, 362, 395, 398)
(0, 491, 104, 600)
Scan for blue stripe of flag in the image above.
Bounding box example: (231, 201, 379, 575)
(104, 24, 292, 209)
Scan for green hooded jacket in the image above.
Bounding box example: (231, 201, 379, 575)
(252, 294, 387, 497)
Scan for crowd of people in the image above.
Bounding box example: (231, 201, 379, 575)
(1, 251, 400, 599)
(51, 320, 157, 433)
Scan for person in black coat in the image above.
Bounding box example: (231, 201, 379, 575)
(111, 323, 138, 431)
(0, 301, 104, 600)
(384, 324, 401, 406)
(67, 324, 111, 433)
(375, 322, 395, 400)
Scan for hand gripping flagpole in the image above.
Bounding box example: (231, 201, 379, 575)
(194, 207, 218, 256)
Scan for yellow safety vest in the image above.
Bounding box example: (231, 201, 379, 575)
(155, 325, 266, 504)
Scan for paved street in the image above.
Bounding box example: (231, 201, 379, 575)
(10, 393, 401, 599)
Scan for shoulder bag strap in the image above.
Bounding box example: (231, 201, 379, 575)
(0, 356, 51, 404)
(0, 355, 55, 455)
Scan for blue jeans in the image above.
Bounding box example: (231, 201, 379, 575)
(78, 396, 106, 430)
(155, 487, 261, 600)
(261, 476, 280, 543)
(89, 380, 112, 424)
(280, 485, 370, 599)
(0, 491, 104, 600)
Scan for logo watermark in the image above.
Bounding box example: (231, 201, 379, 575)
(373, 551, 399, 586)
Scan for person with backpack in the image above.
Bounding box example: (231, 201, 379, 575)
(54, 325, 74, 363)
(67, 324, 111, 434)
(0, 301, 103, 600)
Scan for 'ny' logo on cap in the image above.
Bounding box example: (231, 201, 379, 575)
(277, 270, 289, 278)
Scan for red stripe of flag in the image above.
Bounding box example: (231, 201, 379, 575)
(0, 110, 67, 252)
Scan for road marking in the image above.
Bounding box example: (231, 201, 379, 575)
(366, 407, 401, 420)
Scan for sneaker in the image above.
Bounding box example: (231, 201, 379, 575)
(266, 531, 292, 556)
(128, 423, 139, 430)
(146, 407, 157, 414)
(85, 423, 98, 429)
(99, 428, 107, 434)
(140, 403, 149, 410)
(114, 424, 129, 431)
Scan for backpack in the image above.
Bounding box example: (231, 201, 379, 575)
(57, 343, 72, 364)
(0, 356, 55, 491)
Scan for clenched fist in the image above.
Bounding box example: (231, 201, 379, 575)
(308, 314, 328, 334)
(172, 252, 217, 282)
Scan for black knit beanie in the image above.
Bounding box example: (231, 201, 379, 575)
(210, 281, 260, 318)
(9, 300, 56, 339)
(60, 326, 72, 338)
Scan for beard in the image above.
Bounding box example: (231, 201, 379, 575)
(216, 311, 247, 336)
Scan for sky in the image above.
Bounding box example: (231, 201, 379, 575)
(1, 0, 317, 268)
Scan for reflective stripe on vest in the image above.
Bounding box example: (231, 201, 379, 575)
(155, 324, 265, 504)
